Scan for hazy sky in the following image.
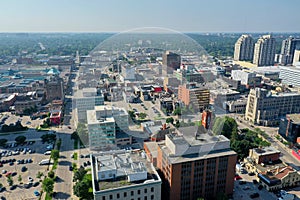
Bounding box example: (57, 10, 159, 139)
(1, 0, 299, 33)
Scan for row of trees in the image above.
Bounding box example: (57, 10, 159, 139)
(0, 135, 27, 147)
(212, 116, 270, 159)
(73, 167, 93, 199)
(42, 138, 61, 198)
(1, 121, 27, 133)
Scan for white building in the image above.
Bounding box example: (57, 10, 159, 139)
(234, 34, 255, 61)
(120, 65, 136, 81)
(91, 150, 162, 200)
(253, 35, 276, 66)
(279, 66, 300, 87)
(293, 50, 300, 67)
(231, 70, 262, 87)
(87, 105, 129, 150)
(72, 88, 104, 127)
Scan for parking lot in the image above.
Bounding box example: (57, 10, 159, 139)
(0, 139, 54, 199)
(233, 171, 280, 200)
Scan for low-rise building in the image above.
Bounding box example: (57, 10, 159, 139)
(258, 166, 300, 191)
(279, 114, 300, 144)
(91, 150, 161, 200)
(225, 99, 247, 113)
(231, 70, 262, 88)
(210, 89, 240, 107)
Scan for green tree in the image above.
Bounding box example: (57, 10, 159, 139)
(48, 171, 55, 179)
(73, 180, 93, 200)
(18, 174, 22, 183)
(36, 171, 43, 179)
(73, 168, 87, 182)
(173, 107, 182, 116)
(0, 139, 8, 147)
(139, 112, 147, 119)
(212, 116, 237, 139)
(41, 134, 56, 143)
(15, 135, 26, 144)
(51, 150, 60, 161)
(42, 177, 54, 194)
(166, 117, 174, 124)
(128, 110, 136, 119)
(71, 131, 79, 140)
(7, 175, 13, 186)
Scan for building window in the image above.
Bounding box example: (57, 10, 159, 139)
(151, 195, 154, 200)
(117, 193, 120, 198)
(124, 192, 127, 197)
(144, 188, 147, 193)
(109, 195, 113, 200)
(138, 190, 141, 195)
(102, 197, 106, 200)
(131, 191, 134, 196)
(151, 187, 154, 192)
(144, 197, 147, 200)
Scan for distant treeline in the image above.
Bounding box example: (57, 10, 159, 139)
(0, 32, 298, 60)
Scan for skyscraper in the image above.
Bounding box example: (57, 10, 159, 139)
(253, 35, 276, 66)
(280, 37, 300, 65)
(234, 34, 255, 61)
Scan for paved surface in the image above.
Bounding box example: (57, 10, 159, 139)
(0, 140, 51, 200)
(53, 131, 75, 200)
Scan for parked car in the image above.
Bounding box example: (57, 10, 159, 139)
(250, 193, 259, 198)
(239, 181, 246, 185)
(9, 185, 16, 190)
(33, 182, 39, 187)
(33, 190, 40, 196)
(21, 166, 27, 172)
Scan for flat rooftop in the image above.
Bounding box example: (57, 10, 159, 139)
(161, 129, 236, 164)
(73, 87, 98, 98)
(92, 150, 160, 192)
(287, 114, 300, 124)
(210, 89, 240, 95)
(252, 146, 281, 156)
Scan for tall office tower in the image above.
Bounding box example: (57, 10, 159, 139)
(234, 34, 255, 61)
(162, 51, 181, 75)
(280, 37, 300, 65)
(144, 132, 237, 200)
(253, 35, 276, 66)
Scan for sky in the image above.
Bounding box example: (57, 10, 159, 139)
(1, 0, 300, 33)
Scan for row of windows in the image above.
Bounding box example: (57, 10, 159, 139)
(101, 188, 155, 200)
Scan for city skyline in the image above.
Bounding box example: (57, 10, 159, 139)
(1, 0, 300, 33)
